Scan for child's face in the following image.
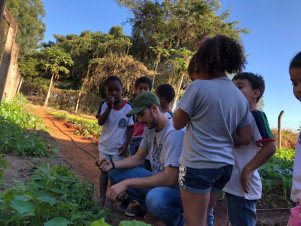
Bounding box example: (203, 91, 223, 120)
(135, 83, 150, 94)
(106, 81, 122, 101)
(233, 79, 259, 104)
(290, 67, 301, 101)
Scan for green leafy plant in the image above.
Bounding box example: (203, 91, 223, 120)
(0, 165, 108, 225)
(48, 111, 101, 139)
(0, 98, 56, 156)
(259, 148, 294, 207)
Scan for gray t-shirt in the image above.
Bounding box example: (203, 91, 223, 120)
(178, 77, 251, 169)
(139, 120, 184, 173)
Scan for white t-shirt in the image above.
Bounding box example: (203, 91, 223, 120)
(178, 77, 251, 169)
(291, 132, 301, 203)
(98, 101, 134, 156)
(139, 120, 184, 173)
(223, 110, 275, 200)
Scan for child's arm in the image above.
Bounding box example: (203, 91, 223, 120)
(97, 97, 114, 126)
(119, 126, 134, 156)
(233, 125, 252, 146)
(241, 140, 276, 193)
(173, 109, 190, 130)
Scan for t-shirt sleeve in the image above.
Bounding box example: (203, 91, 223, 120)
(126, 104, 135, 126)
(177, 82, 198, 117)
(237, 101, 252, 128)
(252, 110, 275, 145)
(97, 101, 107, 115)
(162, 130, 183, 168)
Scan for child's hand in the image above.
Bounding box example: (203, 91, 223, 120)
(118, 144, 128, 156)
(107, 96, 115, 108)
(240, 166, 252, 193)
(96, 158, 112, 172)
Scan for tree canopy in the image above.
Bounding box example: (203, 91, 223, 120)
(6, 0, 45, 59)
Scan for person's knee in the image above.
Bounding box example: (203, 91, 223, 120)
(108, 169, 123, 184)
(145, 188, 167, 215)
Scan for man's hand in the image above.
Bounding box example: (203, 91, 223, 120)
(96, 158, 113, 172)
(106, 181, 128, 200)
(240, 166, 252, 193)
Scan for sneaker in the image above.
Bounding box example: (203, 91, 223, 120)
(124, 200, 146, 217)
(117, 195, 131, 212)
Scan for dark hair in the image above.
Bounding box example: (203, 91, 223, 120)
(156, 84, 175, 103)
(104, 75, 123, 87)
(232, 72, 265, 102)
(135, 76, 153, 90)
(188, 35, 246, 77)
(289, 51, 301, 70)
(99, 76, 123, 98)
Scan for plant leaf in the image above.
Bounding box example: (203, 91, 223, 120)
(44, 217, 72, 226)
(10, 199, 35, 214)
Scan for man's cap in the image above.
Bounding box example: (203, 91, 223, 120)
(127, 92, 160, 117)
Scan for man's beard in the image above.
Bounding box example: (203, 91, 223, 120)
(147, 111, 157, 129)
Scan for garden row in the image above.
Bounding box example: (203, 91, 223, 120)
(0, 97, 148, 226)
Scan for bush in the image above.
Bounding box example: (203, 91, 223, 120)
(259, 148, 294, 207)
(0, 97, 56, 156)
(271, 129, 298, 150)
(0, 165, 108, 225)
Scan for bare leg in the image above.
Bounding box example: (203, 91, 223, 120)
(206, 192, 219, 225)
(180, 187, 210, 226)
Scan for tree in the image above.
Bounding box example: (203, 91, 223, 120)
(37, 47, 73, 106)
(6, 0, 45, 59)
(85, 54, 154, 98)
(116, 0, 248, 103)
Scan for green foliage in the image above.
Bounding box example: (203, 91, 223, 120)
(0, 97, 45, 130)
(118, 0, 248, 62)
(0, 98, 56, 156)
(0, 165, 108, 225)
(0, 156, 7, 183)
(91, 219, 151, 226)
(48, 111, 101, 139)
(86, 54, 154, 98)
(6, 0, 46, 59)
(37, 46, 74, 79)
(259, 148, 294, 207)
(118, 221, 151, 226)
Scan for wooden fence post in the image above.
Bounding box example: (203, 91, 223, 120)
(278, 110, 284, 149)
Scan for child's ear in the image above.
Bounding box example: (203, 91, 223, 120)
(253, 89, 261, 99)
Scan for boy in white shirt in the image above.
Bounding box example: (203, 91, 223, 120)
(223, 72, 276, 226)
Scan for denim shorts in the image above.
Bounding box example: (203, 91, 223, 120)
(179, 165, 233, 194)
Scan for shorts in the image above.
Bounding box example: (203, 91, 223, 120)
(179, 165, 233, 194)
(99, 152, 124, 162)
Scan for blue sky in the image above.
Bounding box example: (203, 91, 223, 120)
(42, 0, 301, 130)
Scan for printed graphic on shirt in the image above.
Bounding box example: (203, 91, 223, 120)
(118, 118, 127, 128)
(151, 137, 162, 172)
